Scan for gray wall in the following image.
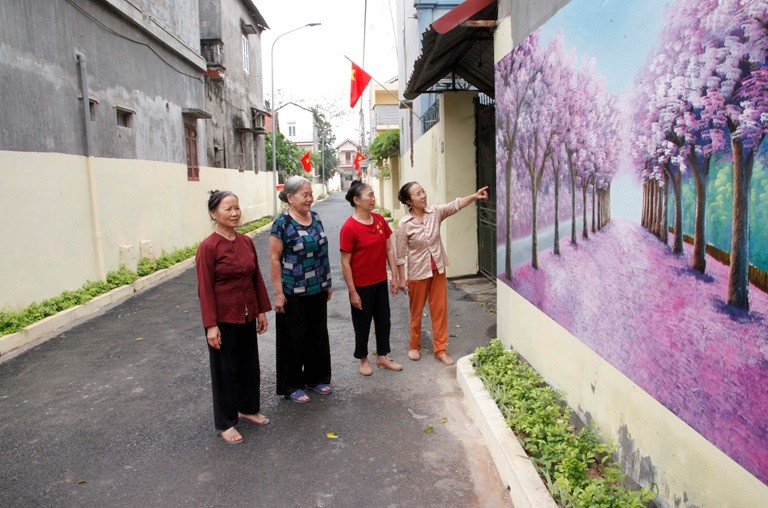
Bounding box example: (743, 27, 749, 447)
(0, 0, 206, 164)
(200, 0, 266, 172)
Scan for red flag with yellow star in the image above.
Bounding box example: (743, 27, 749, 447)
(353, 151, 366, 177)
(350, 61, 372, 108)
(300, 151, 312, 173)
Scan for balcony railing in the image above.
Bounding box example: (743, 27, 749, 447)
(422, 98, 440, 133)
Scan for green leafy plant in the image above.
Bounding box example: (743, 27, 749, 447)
(472, 339, 655, 508)
(3, 246, 197, 336)
(368, 129, 400, 180)
(236, 216, 272, 235)
(376, 207, 391, 218)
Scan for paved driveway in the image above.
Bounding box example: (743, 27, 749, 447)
(0, 191, 510, 507)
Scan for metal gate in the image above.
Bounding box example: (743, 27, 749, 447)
(475, 95, 497, 280)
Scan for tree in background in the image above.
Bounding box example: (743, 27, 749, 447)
(265, 131, 303, 181)
(368, 129, 400, 179)
(311, 108, 339, 183)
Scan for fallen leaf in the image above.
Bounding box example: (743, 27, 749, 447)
(77, 480, 87, 485)
(326, 431, 339, 439)
(135, 337, 143, 342)
(440, 417, 448, 424)
(424, 426, 434, 434)
(449, 333, 458, 338)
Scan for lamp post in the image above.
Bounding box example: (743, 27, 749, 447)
(271, 23, 321, 216)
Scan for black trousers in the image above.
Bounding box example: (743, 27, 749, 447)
(208, 320, 261, 430)
(350, 280, 391, 359)
(275, 291, 332, 396)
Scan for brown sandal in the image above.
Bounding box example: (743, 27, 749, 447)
(219, 427, 243, 444)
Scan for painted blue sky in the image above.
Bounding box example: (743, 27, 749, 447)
(539, 0, 670, 95)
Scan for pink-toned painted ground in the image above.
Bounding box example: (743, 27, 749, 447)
(504, 219, 768, 484)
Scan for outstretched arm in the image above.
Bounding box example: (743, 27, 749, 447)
(458, 186, 489, 210)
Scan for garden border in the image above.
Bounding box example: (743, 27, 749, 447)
(0, 224, 273, 360)
(456, 354, 558, 508)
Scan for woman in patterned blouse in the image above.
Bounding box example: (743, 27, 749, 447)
(395, 182, 488, 366)
(269, 176, 333, 403)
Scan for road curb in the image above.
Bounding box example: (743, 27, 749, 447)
(456, 354, 558, 508)
(0, 223, 273, 359)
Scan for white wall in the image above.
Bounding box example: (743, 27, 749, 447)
(0, 151, 275, 311)
(278, 103, 315, 147)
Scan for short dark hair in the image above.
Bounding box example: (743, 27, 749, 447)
(207, 190, 237, 214)
(398, 182, 418, 205)
(345, 179, 370, 207)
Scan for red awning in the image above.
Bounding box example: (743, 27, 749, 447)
(431, 0, 496, 34)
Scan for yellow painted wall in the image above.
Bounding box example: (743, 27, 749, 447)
(498, 285, 768, 506)
(0, 151, 274, 310)
(398, 92, 479, 278)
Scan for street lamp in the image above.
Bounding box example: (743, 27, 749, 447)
(271, 23, 321, 216)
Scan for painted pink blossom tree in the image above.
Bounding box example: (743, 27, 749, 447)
(496, 33, 543, 278)
(699, 0, 768, 310)
(651, 0, 724, 273)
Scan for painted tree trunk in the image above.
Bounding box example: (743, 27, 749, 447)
(641, 180, 648, 228)
(582, 182, 589, 239)
(661, 173, 668, 245)
(568, 152, 577, 245)
(504, 142, 513, 280)
(531, 184, 539, 269)
(727, 137, 753, 311)
(672, 172, 683, 254)
(689, 154, 710, 273)
(554, 172, 561, 255)
(591, 180, 597, 233)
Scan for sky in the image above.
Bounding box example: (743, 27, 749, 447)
(537, 0, 669, 95)
(257, 0, 400, 145)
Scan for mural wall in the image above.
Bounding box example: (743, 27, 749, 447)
(496, 0, 768, 484)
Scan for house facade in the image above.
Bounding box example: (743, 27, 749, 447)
(0, 0, 274, 312)
(200, 0, 269, 173)
(367, 80, 404, 218)
(336, 139, 361, 188)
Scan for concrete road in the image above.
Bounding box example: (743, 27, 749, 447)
(0, 191, 511, 507)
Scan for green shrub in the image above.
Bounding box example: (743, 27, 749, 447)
(1, 243, 203, 337)
(472, 339, 655, 508)
(236, 216, 272, 235)
(377, 207, 392, 218)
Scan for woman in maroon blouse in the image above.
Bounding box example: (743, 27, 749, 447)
(195, 190, 272, 444)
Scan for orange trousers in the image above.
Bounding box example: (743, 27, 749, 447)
(407, 270, 448, 356)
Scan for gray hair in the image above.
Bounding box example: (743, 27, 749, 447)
(279, 175, 311, 203)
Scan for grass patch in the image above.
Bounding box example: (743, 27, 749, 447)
(236, 216, 272, 235)
(472, 339, 655, 508)
(1, 217, 275, 337)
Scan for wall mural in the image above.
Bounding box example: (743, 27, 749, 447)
(496, 0, 768, 484)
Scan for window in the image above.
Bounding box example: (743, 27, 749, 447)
(185, 123, 199, 181)
(346, 152, 352, 163)
(242, 35, 249, 74)
(115, 107, 134, 128)
(288, 124, 296, 137)
(88, 99, 98, 121)
(251, 108, 265, 131)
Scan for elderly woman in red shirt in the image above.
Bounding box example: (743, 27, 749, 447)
(340, 180, 402, 376)
(395, 182, 488, 366)
(196, 190, 272, 445)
